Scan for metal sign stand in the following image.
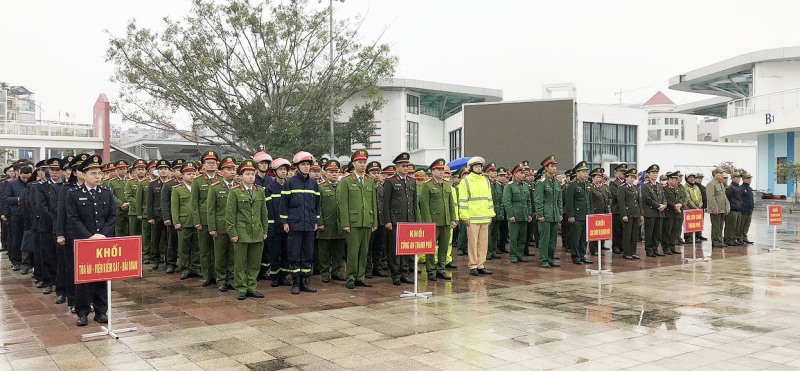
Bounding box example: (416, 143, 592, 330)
(585, 215, 613, 275)
(400, 255, 432, 300)
(81, 281, 137, 340)
(762, 224, 781, 252)
(683, 234, 711, 263)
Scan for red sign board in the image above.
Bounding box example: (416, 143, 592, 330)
(683, 209, 704, 233)
(74, 236, 143, 284)
(586, 214, 612, 242)
(395, 223, 436, 256)
(768, 205, 783, 225)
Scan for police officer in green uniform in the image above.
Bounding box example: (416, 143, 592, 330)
(534, 155, 563, 268)
(484, 162, 503, 260)
(496, 167, 510, 254)
(109, 160, 129, 237)
(565, 161, 593, 265)
(318, 159, 346, 283)
(226, 159, 268, 300)
(503, 163, 532, 263)
(124, 159, 148, 261)
(192, 150, 222, 286)
(160, 159, 185, 274)
(172, 162, 201, 279)
(208, 156, 239, 292)
(338, 150, 378, 289)
(418, 158, 456, 281)
(618, 168, 643, 260)
(146, 160, 171, 270)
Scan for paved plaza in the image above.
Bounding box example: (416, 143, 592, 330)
(1, 205, 799, 370)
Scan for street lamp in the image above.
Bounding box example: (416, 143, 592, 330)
(329, 0, 344, 159)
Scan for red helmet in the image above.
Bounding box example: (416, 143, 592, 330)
(253, 151, 272, 164)
(292, 151, 313, 165)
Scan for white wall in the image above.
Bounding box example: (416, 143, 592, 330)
(640, 141, 757, 183)
(756, 134, 770, 192)
(576, 103, 648, 172)
(753, 60, 800, 96)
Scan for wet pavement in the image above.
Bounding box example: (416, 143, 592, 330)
(1, 205, 799, 370)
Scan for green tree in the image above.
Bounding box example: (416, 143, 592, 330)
(775, 162, 800, 202)
(106, 0, 396, 158)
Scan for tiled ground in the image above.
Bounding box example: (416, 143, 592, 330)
(1, 205, 798, 370)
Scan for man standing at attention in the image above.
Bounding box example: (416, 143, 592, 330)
(338, 150, 378, 289)
(192, 150, 221, 287)
(706, 168, 730, 248)
(502, 163, 532, 264)
(608, 163, 627, 254)
(383, 152, 419, 285)
(565, 161, 592, 265)
(534, 155, 562, 268)
(459, 156, 496, 276)
(418, 158, 456, 280)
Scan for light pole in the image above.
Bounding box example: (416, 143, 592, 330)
(329, 0, 344, 159)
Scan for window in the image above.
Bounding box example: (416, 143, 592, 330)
(449, 129, 462, 161)
(777, 157, 788, 184)
(583, 122, 637, 172)
(648, 118, 657, 126)
(664, 117, 679, 125)
(406, 94, 419, 115)
(407, 121, 419, 151)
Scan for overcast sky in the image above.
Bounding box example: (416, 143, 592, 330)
(2, 0, 799, 123)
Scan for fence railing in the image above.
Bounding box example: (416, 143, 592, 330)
(727, 88, 800, 118)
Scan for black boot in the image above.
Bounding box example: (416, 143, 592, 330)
(300, 276, 317, 293)
(291, 275, 301, 295)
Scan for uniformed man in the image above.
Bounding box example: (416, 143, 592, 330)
(608, 163, 627, 254)
(145, 160, 170, 270)
(124, 159, 148, 262)
(50, 155, 74, 305)
(338, 150, 379, 288)
(65, 155, 116, 326)
(588, 167, 611, 255)
(141, 160, 158, 263)
(172, 162, 201, 280)
(706, 169, 730, 248)
(564, 161, 592, 265)
(252, 151, 275, 279)
(682, 173, 703, 243)
(695, 173, 709, 241)
(484, 162, 503, 260)
(36, 158, 62, 295)
(109, 160, 129, 237)
(618, 168, 642, 260)
(225, 159, 268, 300)
(459, 156, 495, 276)
(192, 150, 221, 287)
(318, 159, 346, 283)
(534, 155, 563, 268)
(740, 173, 755, 244)
(208, 156, 239, 291)
(496, 167, 510, 254)
(725, 172, 744, 246)
(266, 158, 291, 287)
(418, 158, 456, 280)
(160, 159, 184, 274)
(663, 171, 685, 255)
(367, 164, 390, 278)
(503, 163, 532, 263)
(383, 152, 420, 285)
(641, 164, 666, 257)
(282, 151, 319, 295)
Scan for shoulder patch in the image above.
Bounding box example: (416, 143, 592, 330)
(210, 181, 221, 187)
(173, 183, 185, 189)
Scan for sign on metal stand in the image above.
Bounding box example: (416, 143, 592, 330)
(395, 223, 436, 299)
(763, 205, 783, 252)
(586, 213, 613, 275)
(682, 209, 710, 262)
(75, 236, 142, 340)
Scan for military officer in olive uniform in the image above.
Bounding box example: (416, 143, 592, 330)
(366, 161, 389, 278)
(65, 155, 116, 326)
(483, 162, 503, 260)
(662, 171, 685, 255)
(608, 163, 627, 254)
(618, 168, 643, 260)
(109, 160, 129, 237)
(160, 159, 185, 274)
(225, 159, 268, 300)
(318, 159, 347, 283)
(564, 161, 593, 265)
(146, 160, 172, 270)
(383, 152, 420, 285)
(534, 155, 563, 268)
(588, 168, 611, 255)
(338, 149, 379, 288)
(208, 156, 239, 292)
(192, 150, 222, 286)
(124, 159, 148, 260)
(640, 164, 666, 257)
(503, 163, 532, 263)
(418, 158, 456, 281)
(172, 162, 201, 279)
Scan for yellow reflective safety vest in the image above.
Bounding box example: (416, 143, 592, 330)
(457, 172, 496, 224)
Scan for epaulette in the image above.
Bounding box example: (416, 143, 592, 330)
(194, 173, 202, 179)
(210, 181, 221, 187)
(173, 183, 186, 189)
(149, 178, 159, 183)
(99, 185, 111, 192)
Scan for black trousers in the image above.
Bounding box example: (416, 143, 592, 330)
(149, 219, 165, 263)
(39, 231, 57, 286)
(287, 231, 313, 277)
(55, 242, 67, 297)
(644, 217, 662, 253)
(386, 225, 411, 279)
(611, 213, 622, 250)
(8, 215, 23, 265)
(64, 240, 77, 306)
(662, 218, 677, 250)
(165, 225, 178, 267)
(267, 233, 289, 276)
(367, 227, 387, 274)
(1, 220, 8, 247)
(75, 281, 108, 318)
(32, 229, 42, 280)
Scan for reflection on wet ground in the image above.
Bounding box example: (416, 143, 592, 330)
(1, 206, 800, 370)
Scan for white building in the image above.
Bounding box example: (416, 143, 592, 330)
(669, 46, 800, 196)
(642, 91, 699, 142)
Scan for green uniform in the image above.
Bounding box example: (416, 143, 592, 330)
(418, 179, 456, 275)
(565, 179, 591, 263)
(338, 173, 378, 282)
(318, 180, 346, 280)
(534, 175, 563, 266)
(503, 180, 532, 262)
(191, 173, 221, 282)
(171, 183, 200, 275)
(141, 176, 157, 263)
(108, 176, 129, 237)
(488, 180, 504, 259)
(208, 180, 238, 286)
(225, 185, 268, 295)
(124, 177, 148, 259)
(663, 184, 686, 252)
(618, 183, 642, 256)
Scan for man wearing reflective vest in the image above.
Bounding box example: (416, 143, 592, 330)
(458, 156, 495, 276)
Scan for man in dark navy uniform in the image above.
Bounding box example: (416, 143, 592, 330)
(382, 152, 420, 286)
(65, 155, 117, 326)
